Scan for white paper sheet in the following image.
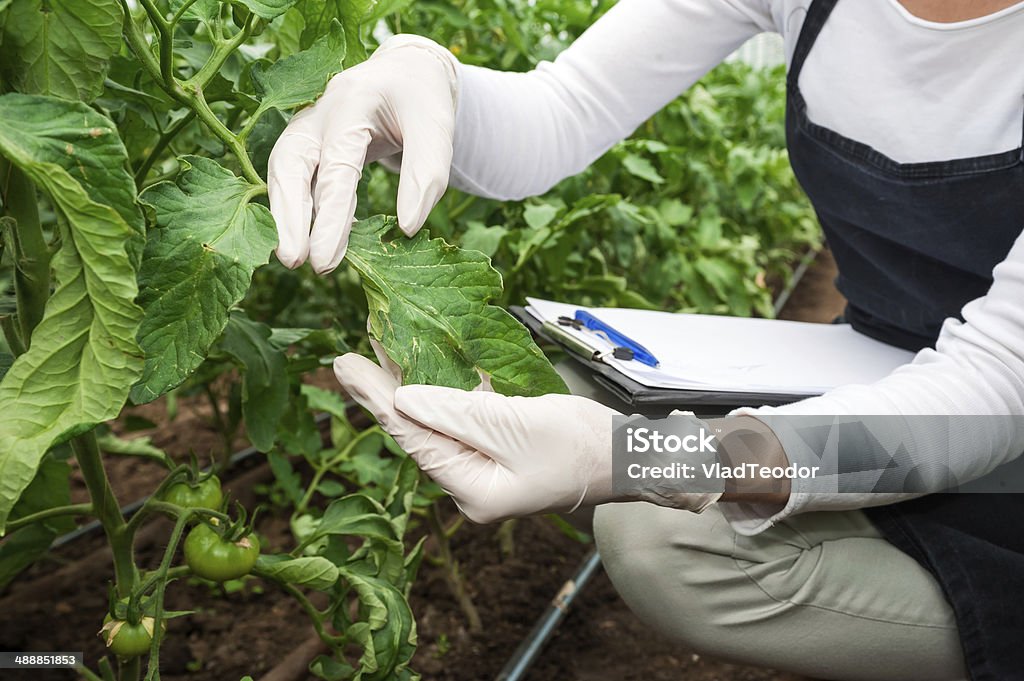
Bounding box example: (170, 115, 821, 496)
(525, 298, 915, 396)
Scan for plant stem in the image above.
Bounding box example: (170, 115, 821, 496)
(186, 15, 256, 91)
(117, 1, 178, 100)
(185, 87, 265, 186)
(1, 314, 26, 356)
(6, 503, 93, 533)
(144, 512, 191, 681)
(72, 432, 138, 597)
(426, 504, 481, 633)
(169, 0, 200, 27)
(295, 426, 383, 516)
(253, 569, 346, 647)
(0, 160, 50, 349)
(76, 664, 107, 681)
(134, 112, 196, 186)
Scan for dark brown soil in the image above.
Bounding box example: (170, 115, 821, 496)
(0, 253, 843, 681)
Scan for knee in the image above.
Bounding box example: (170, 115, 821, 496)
(594, 502, 751, 652)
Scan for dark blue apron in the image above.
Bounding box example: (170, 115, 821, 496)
(785, 2, 1024, 679)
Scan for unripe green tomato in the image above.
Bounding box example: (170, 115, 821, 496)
(184, 523, 260, 582)
(161, 476, 223, 510)
(100, 615, 158, 658)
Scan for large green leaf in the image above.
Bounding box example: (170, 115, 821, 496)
(255, 554, 340, 591)
(0, 448, 73, 588)
(217, 310, 288, 452)
(250, 19, 346, 120)
(0, 0, 121, 103)
(0, 95, 143, 532)
(132, 156, 277, 404)
(299, 0, 410, 64)
(0, 94, 144, 263)
(346, 216, 568, 397)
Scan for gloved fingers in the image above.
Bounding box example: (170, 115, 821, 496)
(267, 121, 322, 269)
(395, 114, 454, 236)
(394, 385, 536, 466)
(307, 118, 373, 273)
(367, 327, 403, 384)
(334, 354, 499, 498)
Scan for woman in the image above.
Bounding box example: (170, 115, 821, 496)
(267, 1, 1024, 679)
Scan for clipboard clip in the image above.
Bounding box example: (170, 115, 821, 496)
(557, 312, 660, 368)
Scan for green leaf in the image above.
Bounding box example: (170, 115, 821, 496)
(0, 95, 143, 531)
(256, 554, 340, 590)
(346, 216, 568, 397)
(217, 311, 289, 452)
(268, 452, 304, 506)
(299, 0, 408, 64)
(314, 494, 398, 544)
(0, 0, 121, 102)
(621, 153, 665, 184)
(0, 448, 73, 588)
(235, 0, 300, 20)
(132, 157, 277, 404)
(523, 203, 559, 231)
(460, 222, 508, 258)
(337, 567, 418, 680)
(250, 19, 346, 121)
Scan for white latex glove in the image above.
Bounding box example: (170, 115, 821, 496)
(333, 352, 721, 523)
(268, 35, 459, 273)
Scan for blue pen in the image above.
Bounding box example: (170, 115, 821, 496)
(570, 310, 661, 368)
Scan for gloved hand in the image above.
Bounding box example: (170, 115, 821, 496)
(268, 35, 459, 274)
(333, 352, 722, 523)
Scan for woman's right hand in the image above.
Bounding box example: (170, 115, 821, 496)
(267, 35, 459, 274)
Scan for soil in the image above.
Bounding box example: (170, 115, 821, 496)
(0, 252, 844, 681)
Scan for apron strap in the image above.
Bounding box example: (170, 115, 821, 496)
(787, 0, 842, 87)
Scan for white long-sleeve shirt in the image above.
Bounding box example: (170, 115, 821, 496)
(448, 0, 1024, 533)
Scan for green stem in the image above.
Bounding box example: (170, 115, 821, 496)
(185, 87, 264, 186)
(117, 658, 140, 681)
(138, 564, 190, 596)
(0, 159, 50, 349)
(6, 503, 93, 533)
(447, 193, 477, 222)
(169, 0, 200, 27)
(72, 432, 137, 597)
(427, 504, 481, 633)
(253, 568, 346, 647)
(134, 112, 195, 186)
(117, 1, 173, 98)
(143, 513, 191, 681)
(1, 314, 26, 356)
(294, 427, 383, 516)
(186, 16, 256, 91)
(76, 664, 106, 681)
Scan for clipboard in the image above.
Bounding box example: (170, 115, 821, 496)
(512, 306, 803, 410)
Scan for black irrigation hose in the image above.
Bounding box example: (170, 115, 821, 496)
(51, 412, 334, 550)
(495, 549, 603, 681)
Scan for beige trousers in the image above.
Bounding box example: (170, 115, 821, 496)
(593, 503, 967, 681)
